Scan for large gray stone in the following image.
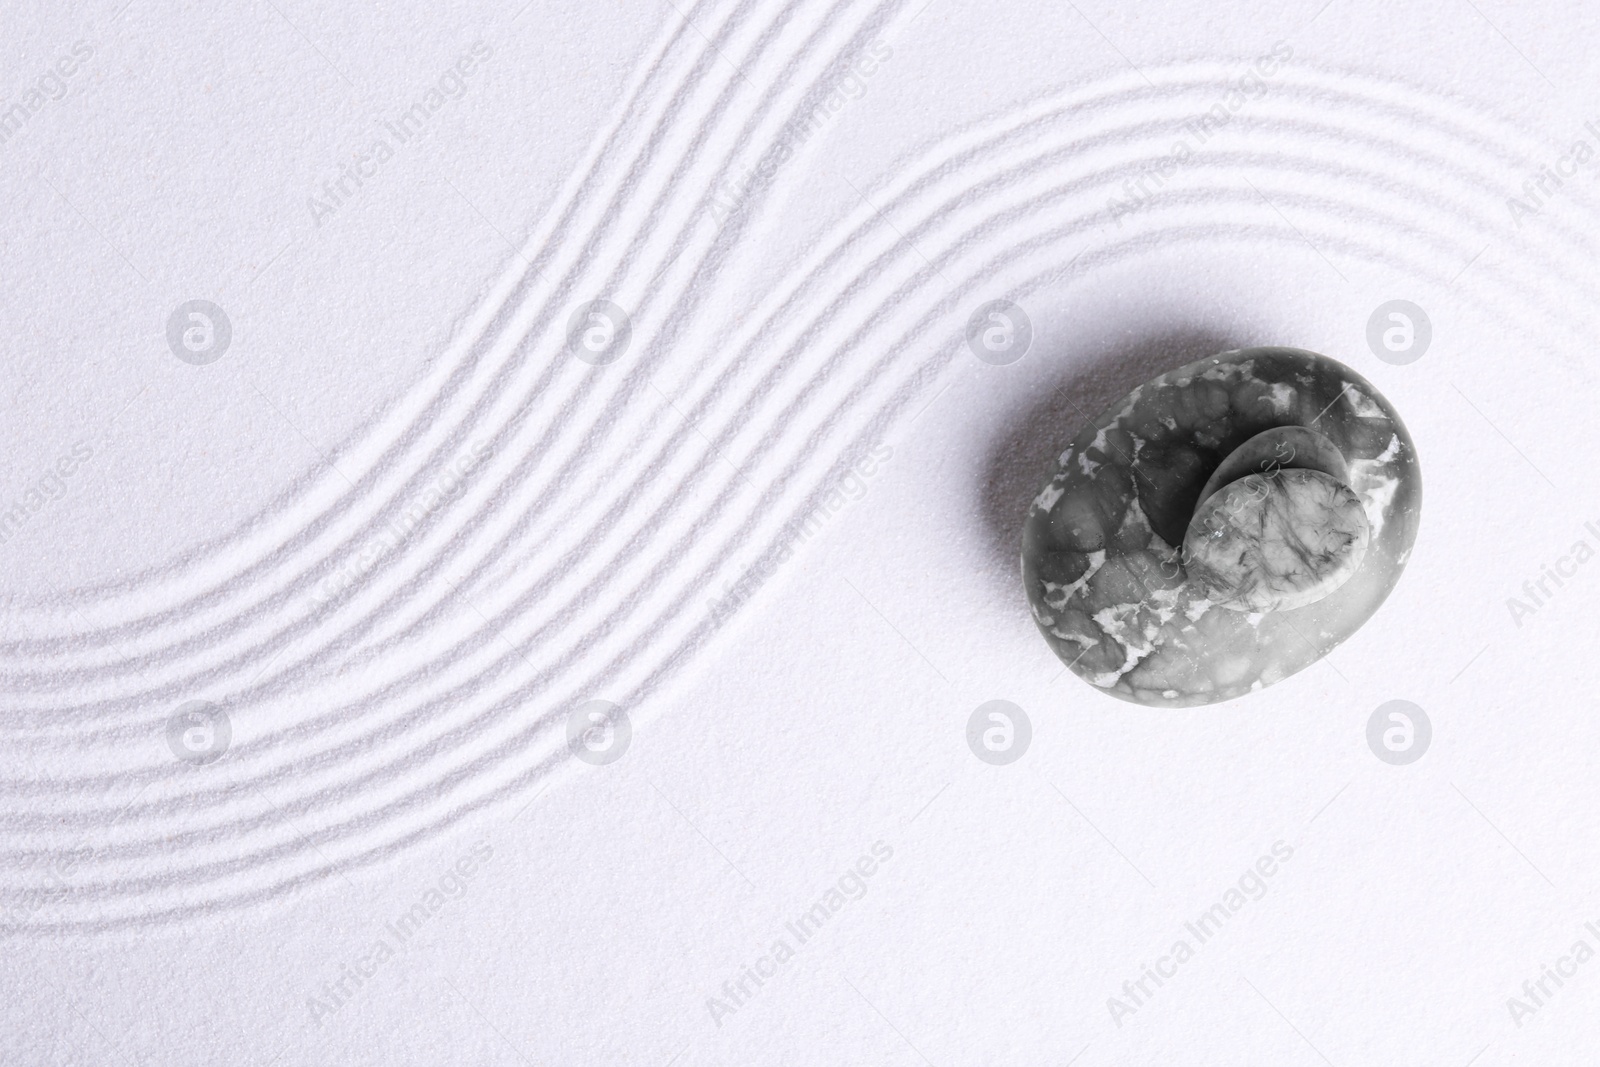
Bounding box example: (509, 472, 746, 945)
(1021, 347, 1421, 706)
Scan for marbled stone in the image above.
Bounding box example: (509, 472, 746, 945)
(1022, 347, 1420, 707)
(1183, 468, 1370, 613)
(1194, 425, 1348, 506)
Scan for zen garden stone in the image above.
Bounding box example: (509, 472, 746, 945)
(1022, 347, 1420, 707)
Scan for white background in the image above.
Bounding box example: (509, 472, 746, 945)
(3, 0, 1600, 1063)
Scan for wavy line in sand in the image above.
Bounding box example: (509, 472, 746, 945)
(6, 62, 1593, 927)
(3, 62, 1579, 705)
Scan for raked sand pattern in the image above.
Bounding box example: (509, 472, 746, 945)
(4, 0, 1599, 933)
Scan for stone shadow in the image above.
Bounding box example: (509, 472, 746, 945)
(976, 326, 1250, 590)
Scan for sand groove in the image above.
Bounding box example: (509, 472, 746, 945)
(3, 27, 1594, 931)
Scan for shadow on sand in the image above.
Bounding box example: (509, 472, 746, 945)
(976, 326, 1250, 587)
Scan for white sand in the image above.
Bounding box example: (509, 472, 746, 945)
(2, 0, 1598, 1062)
